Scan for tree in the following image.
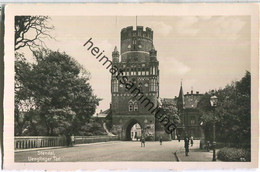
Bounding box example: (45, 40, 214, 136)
(14, 15, 54, 135)
(15, 49, 101, 136)
(161, 99, 181, 128)
(198, 71, 251, 147)
(14, 53, 37, 135)
(15, 16, 54, 51)
(79, 118, 107, 136)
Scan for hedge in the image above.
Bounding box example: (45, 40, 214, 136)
(217, 147, 250, 161)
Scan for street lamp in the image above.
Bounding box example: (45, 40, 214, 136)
(210, 94, 218, 161)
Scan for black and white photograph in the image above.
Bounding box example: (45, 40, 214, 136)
(3, 3, 259, 170)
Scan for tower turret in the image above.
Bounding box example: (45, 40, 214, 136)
(149, 44, 157, 61)
(112, 46, 119, 63)
(120, 26, 154, 63)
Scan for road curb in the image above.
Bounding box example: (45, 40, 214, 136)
(15, 146, 66, 153)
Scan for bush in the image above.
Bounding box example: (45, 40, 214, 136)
(217, 147, 250, 161)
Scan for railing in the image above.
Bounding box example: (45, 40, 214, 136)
(15, 135, 118, 150)
(74, 135, 118, 144)
(15, 136, 66, 150)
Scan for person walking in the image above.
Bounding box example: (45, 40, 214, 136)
(207, 141, 210, 152)
(141, 136, 145, 147)
(159, 136, 163, 145)
(184, 135, 190, 156)
(177, 134, 181, 142)
(66, 134, 71, 146)
(71, 134, 75, 146)
(190, 136, 194, 147)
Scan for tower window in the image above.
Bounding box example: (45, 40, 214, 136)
(129, 102, 134, 111)
(112, 79, 118, 92)
(134, 102, 138, 111)
(150, 79, 156, 92)
(129, 104, 133, 111)
(190, 116, 196, 125)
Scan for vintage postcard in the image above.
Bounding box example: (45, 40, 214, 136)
(3, 3, 259, 170)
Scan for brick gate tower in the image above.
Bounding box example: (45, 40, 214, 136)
(110, 26, 161, 141)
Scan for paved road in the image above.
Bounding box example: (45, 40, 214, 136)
(177, 144, 213, 161)
(15, 140, 187, 162)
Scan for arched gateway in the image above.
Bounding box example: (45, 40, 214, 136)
(125, 119, 143, 141)
(110, 26, 166, 141)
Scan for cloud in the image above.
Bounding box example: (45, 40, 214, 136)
(172, 16, 248, 39)
(214, 17, 247, 38)
(174, 17, 200, 36)
(96, 40, 113, 53)
(145, 21, 173, 36)
(162, 57, 191, 76)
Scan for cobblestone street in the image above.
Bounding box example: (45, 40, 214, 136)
(15, 140, 192, 162)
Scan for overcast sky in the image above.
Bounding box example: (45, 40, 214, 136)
(20, 16, 251, 113)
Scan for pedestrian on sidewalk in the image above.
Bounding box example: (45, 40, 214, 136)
(177, 134, 180, 142)
(66, 134, 71, 147)
(207, 141, 210, 152)
(71, 134, 75, 146)
(159, 136, 162, 145)
(184, 134, 190, 156)
(190, 136, 194, 147)
(141, 136, 145, 147)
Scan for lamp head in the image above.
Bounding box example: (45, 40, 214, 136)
(210, 95, 218, 107)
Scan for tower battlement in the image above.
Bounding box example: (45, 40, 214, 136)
(120, 26, 155, 62)
(121, 26, 153, 41)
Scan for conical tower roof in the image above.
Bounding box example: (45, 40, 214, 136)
(177, 81, 184, 111)
(114, 46, 118, 52)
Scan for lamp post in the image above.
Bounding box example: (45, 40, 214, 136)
(210, 95, 218, 161)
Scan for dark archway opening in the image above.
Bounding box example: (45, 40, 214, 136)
(125, 119, 142, 141)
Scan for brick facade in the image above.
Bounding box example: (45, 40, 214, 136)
(110, 26, 163, 141)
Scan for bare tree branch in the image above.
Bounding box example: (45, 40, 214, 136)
(15, 16, 55, 51)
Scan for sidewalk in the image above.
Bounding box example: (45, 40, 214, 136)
(176, 148, 214, 161)
(175, 140, 220, 162)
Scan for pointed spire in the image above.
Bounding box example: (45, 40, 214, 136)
(112, 46, 119, 62)
(177, 81, 184, 111)
(114, 46, 118, 52)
